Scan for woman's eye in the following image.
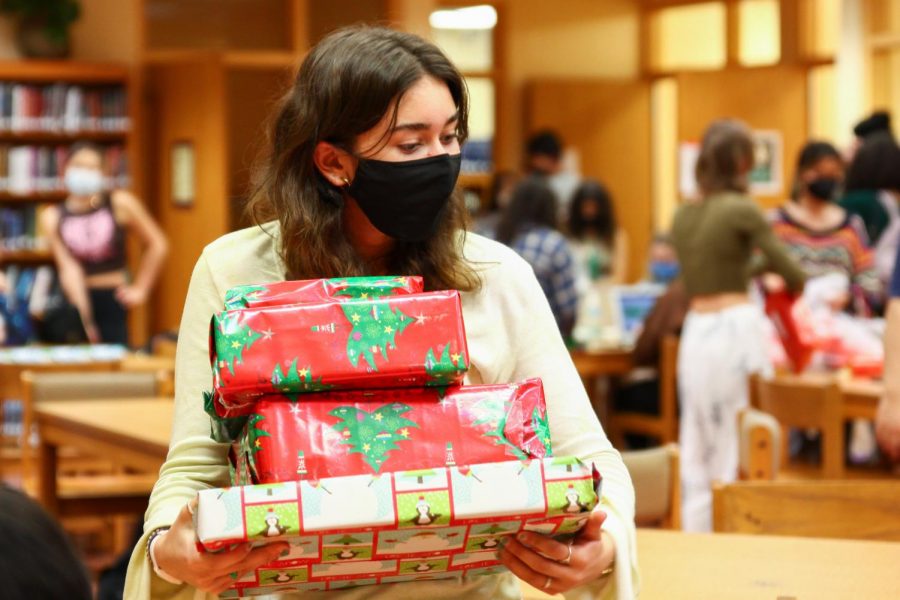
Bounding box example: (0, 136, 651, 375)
(398, 142, 421, 153)
(441, 133, 459, 145)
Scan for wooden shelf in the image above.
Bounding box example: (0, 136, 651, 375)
(1, 249, 53, 264)
(0, 130, 129, 143)
(0, 191, 66, 203)
(144, 49, 300, 70)
(0, 61, 129, 84)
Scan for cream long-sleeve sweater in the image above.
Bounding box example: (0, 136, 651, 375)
(124, 224, 639, 600)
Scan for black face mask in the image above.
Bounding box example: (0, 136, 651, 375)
(347, 153, 461, 242)
(807, 177, 840, 201)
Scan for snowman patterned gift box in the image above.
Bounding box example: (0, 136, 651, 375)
(209, 289, 469, 414)
(195, 456, 602, 596)
(223, 276, 425, 310)
(238, 378, 553, 484)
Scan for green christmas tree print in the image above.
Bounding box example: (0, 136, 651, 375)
(532, 407, 553, 456)
(214, 312, 262, 375)
(329, 403, 419, 472)
(425, 344, 465, 385)
(341, 299, 414, 370)
(271, 359, 329, 399)
(243, 413, 271, 474)
(470, 397, 528, 460)
(552, 456, 584, 473)
(332, 276, 409, 300)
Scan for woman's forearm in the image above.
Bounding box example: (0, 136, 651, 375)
(60, 267, 94, 326)
(132, 238, 169, 293)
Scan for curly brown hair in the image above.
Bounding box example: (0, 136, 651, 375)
(246, 26, 480, 293)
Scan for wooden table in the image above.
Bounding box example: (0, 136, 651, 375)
(35, 397, 172, 515)
(638, 529, 900, 599)
(570, 347, 634, 378)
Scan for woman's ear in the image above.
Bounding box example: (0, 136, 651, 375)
(313, 142, 356, 187)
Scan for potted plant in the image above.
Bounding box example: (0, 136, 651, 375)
(0, 0, 81, 59)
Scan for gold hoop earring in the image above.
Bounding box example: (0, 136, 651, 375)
(341, 177, 351, 187)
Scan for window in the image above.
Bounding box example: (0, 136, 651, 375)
(738, 0, 781, 66)
(650, 2, 727, 71)
(430, 4, 498, 174)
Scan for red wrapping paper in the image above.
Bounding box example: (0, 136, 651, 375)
(211, 291, 468, 410)
(765, 290, 813, 374)
(223, 276, 424, 310)
(243, 379, 552, 483)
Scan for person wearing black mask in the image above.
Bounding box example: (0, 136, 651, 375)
(125, 25, 636, 600)
(768, 141, 882, 316)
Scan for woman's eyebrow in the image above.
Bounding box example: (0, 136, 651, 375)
(391, 112, 459, 133)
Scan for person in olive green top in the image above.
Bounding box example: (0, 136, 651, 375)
(671, 119, 805, 532)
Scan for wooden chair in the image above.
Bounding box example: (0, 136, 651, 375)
(749, 374, 844, 478)
(713, 480, 900, 541)
(622, 443, 681, 529)
(738, 407, 781, 480)
(608, 335, 679, 447)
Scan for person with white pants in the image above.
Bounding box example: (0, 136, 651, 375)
(671, 119, 807, 532)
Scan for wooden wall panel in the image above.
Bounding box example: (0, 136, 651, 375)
(676, 65, 809, 208)
(147, 61, 229, 332)
(526, 80, 653, 283)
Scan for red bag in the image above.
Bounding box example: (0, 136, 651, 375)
(211, 291, 468, 411)
(242, 379, 552, 483)
(764, 290, 814, 373)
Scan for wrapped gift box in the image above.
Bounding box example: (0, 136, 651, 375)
(210, 290, 468, 411)
(241, 379, 552, 483)
(196, 456, 601, 597)
(224, 276, 425, 310)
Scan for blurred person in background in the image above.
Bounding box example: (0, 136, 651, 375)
(0, 485, 92, 600)
(472, 169, 519, 239)
(770, 141, 882, 316)
(878, 240, 900, 464)
(524, 129, 581, 223)
(40, 142, 168, 346)
(496, 177, 578, 338)
(567, 180, 629, 288)
(671, 119, 806, 531)
(645, 233, 680, 285)
(840, 113, 900, 288)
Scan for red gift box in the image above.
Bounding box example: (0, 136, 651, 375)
(211, 291, 468, 411)
(224, 276, 424, 310)
(242, 379, 552, 484)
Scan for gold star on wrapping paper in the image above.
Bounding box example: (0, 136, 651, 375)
(299, 368, 310, 378)
(351, 314, 361, 323)
(231, 341, 241, 349)
(360, 293, 369, 299)
(254, 439, 262, 448)
(400, 428, 410, 438)
(363, 443, 371, 452)
(384, 326, 393, 334)
(262, 328, 274, 340)
(397, 277, 408, 284)
(450, 353, 461, 364)
(373, 413, 383, 422)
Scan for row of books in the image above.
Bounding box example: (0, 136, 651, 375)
(0, 144, 129, 195)
(0, 83, 129, 133)
(0, 204, 48, 251)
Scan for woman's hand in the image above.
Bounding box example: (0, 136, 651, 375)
(154, 498, 290, 595)
(876, 396, 900, 462)
(116, 284, 148, 308)
(499, 509, 616, 595)
(84, 322, 101, 344)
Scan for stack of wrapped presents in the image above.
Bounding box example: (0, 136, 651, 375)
(197, 276, 601, 596)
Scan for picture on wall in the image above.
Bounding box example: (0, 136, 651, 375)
(748, 129, 783, 196)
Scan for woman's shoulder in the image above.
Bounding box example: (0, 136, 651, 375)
(200, 222, 284, 288)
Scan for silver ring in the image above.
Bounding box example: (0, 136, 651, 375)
(560, 541, 573, 565)
(543, 576, 552, 590)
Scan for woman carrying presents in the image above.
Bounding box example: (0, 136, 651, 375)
(125, 27, 637, 600)
(40, 142, 168, 345)
(671, 119, 806, 532)
(770, 141, 882, 315)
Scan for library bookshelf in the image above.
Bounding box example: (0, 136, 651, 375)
(0, 60, 140, 345)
